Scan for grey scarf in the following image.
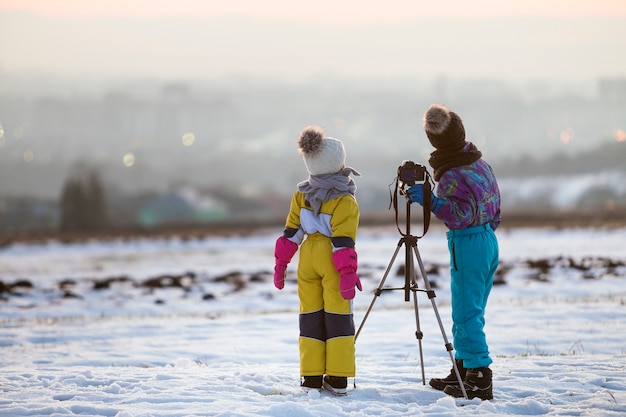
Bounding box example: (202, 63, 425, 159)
(297, 167, 360, 215)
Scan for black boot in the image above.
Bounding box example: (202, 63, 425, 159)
(301, 375, 323, 390)
(444, 367, 493, 400)
(429, 360, 466, 391)
(323, 375, 348, 396)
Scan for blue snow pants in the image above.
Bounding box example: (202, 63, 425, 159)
(447, 223, 499, 369)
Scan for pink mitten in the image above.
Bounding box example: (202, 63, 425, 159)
(332, 248, 362, 300)
(274, 236, 298, 290)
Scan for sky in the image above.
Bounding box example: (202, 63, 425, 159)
(2, 0, 626, 21)
(1, 0, 626, 82)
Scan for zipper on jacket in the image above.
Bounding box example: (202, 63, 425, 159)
(451, 241, 458, 271)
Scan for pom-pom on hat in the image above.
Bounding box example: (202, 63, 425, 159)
(423, 104, 466, 150)
(297, 125, 346, 175)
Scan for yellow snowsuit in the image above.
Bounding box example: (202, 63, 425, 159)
(283, 190, 360, 377)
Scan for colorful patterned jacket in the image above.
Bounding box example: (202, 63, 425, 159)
(434, 159, 501, 231)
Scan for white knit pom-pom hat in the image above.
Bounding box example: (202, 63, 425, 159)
(296, 125, 346, 175)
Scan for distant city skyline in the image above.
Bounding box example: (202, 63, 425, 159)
(1, 2, 626, 83)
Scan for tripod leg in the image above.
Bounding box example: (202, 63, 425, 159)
(411, 277, 426, 385)
(411, 244, 468, 399)
(355, 241, 403, 341)
(403, 241, 426, 385)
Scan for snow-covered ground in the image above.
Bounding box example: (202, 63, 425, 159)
(1, 225, 625, 416)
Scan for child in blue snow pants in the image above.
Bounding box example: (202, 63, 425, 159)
(408, 104, 501, 400)
(448, 224, 499, 369)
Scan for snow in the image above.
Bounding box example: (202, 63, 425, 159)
(1, 225, 625, 416)
(499, 170, 626, 210)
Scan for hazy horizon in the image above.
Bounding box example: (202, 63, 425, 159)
(1, 2, 625, 230)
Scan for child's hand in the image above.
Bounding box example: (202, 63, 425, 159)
(332, 248, 362, 300)
(274, 264, 287, 290)
(339, 272, 362, 300)
(407, 183, 444, 214)
(407, 183, 424, 205)
(274, 237, 298, 290)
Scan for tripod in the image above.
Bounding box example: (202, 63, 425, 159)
(355, 197, 467, 399)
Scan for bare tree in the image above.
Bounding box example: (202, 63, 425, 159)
(59, 165, 109, 232)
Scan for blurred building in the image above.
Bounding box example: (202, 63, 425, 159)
(598, 77, 626, 103)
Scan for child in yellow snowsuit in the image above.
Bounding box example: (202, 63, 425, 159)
(273, 125, 361, 395)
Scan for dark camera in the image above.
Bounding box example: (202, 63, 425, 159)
(397, 160, 426, 186)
